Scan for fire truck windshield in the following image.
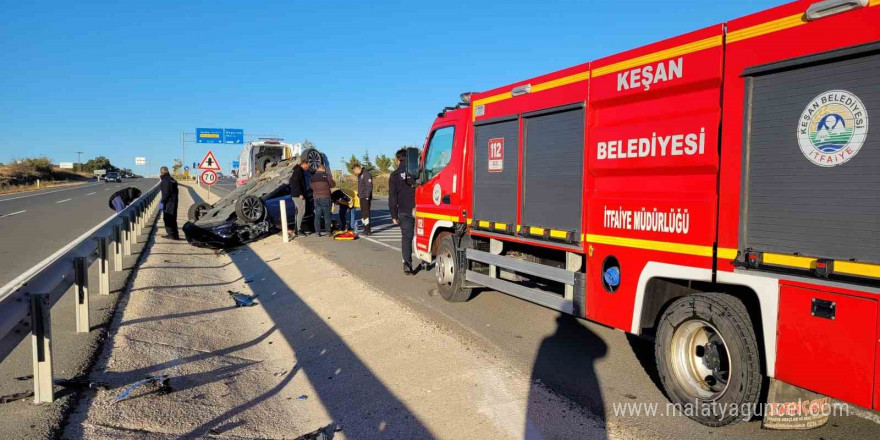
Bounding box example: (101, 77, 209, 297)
(424, 126, 454, 181)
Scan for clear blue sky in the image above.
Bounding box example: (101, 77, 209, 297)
(0, 0, 773, 175)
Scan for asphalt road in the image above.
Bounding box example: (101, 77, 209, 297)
(0, 178, 159, 288)
(284, 202, 880, 439)
(209, 177, 237, 195)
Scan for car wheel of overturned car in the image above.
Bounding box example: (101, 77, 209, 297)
(235, 195, 265, 224)
(302, 148, 324, 173)
(187, 202, 213, 222)
(655, 293, 762, 427)
(435, 234, 473, 302)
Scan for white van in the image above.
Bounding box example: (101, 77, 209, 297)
(236, 140, 299, 187)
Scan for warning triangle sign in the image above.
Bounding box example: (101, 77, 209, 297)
(198, 150, 221, 171)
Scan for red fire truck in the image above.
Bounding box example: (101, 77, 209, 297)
(409, 0, 880, 426)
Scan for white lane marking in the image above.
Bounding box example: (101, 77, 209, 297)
(0, 210, 26, 219)
(86, 192, 96, 196)
(55, 198, 72, 204)
(104, 188, 110, 191)
(0, 182, 102, 203)
(361, 236, 401, 251)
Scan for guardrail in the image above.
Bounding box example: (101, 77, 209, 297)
(0, 183, 161, 403)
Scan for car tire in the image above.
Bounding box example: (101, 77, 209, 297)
(188, 202, 212, 222)
(255, 156, 275, 175)
(655, 293, 763, 427)
(235, 195, 265, 224)
(435, 234, 473, 302)
(302, 148, 324, 173)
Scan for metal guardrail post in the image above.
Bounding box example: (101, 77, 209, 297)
(30, 293, 54, 403)
(74, 257, 90, 333)
(134, 206, 141, 237)
(113, 224, 123, 272)
(130, 211, 138, 245)
(123, 217, 132, 256)
(97, 236, 110, 295)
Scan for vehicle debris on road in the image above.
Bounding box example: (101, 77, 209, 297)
(228, 290, 258, 307)
(114, 375, 172, 403)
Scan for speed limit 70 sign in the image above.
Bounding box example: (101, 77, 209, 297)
(200, 170, 217, 186)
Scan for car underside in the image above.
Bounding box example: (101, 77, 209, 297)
(183, 150, 327, 248)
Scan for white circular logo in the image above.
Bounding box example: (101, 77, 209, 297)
(797, 90, 869, 167)
(432, 183, 442, 206)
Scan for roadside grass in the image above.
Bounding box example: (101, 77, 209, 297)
(0, 160, 94, 195)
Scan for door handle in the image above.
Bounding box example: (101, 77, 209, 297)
(441, 194, 451, 204)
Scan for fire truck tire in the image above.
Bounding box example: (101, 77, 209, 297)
(435, 234, 472, 302)
(655, 293, 762, 427)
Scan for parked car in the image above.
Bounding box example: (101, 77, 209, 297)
(103, 172, 121, 183)
(183, 152, 329, 248)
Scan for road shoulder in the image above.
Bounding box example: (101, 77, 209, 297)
(64, 184, 607, 439)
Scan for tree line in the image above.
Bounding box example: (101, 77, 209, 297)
(340, 147, 418, 174)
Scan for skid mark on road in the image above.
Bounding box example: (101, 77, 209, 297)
(0, 210, 26, 219)
(55, 198, 72, 204)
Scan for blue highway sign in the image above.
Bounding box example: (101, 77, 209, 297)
(196, 128, 223, 144)
(224, 129, 244, 144)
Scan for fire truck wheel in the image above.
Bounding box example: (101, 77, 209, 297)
(655, 293, 762, 427)
(435, 234, 472, 302)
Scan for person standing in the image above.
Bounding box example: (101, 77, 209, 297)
(310, 164, 335, 237)
(353, 163, 373, 235)
(159, 166, 180, 240)
(288, 158, 309, 238)
(389, 148, 417, 275)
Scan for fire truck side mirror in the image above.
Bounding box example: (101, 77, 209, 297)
(405, 147, 421, 182)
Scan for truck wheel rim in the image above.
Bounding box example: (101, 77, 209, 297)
(243, 198, 262, 220)
(669, 319, 731, 400)
(437, 249, 454, 286)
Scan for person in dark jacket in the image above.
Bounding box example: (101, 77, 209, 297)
(389, 148, 417, 274)
(288, 158, 309, 237)
(159, 166, 180, 240)
(353, 163, 373, 235)
(310, 164, 335, 237)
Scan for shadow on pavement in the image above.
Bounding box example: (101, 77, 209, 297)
(527, 314, 608, 439)
(183, 186, 435, 439)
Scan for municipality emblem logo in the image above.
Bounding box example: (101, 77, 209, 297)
(797, 90, 868, 167)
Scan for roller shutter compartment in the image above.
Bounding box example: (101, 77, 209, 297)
(472, 117, 519, 227)
(742, 49, 880, 263)
(521, 106, 584, 240)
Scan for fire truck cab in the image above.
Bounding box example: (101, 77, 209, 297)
(412, 0, 880, 426)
